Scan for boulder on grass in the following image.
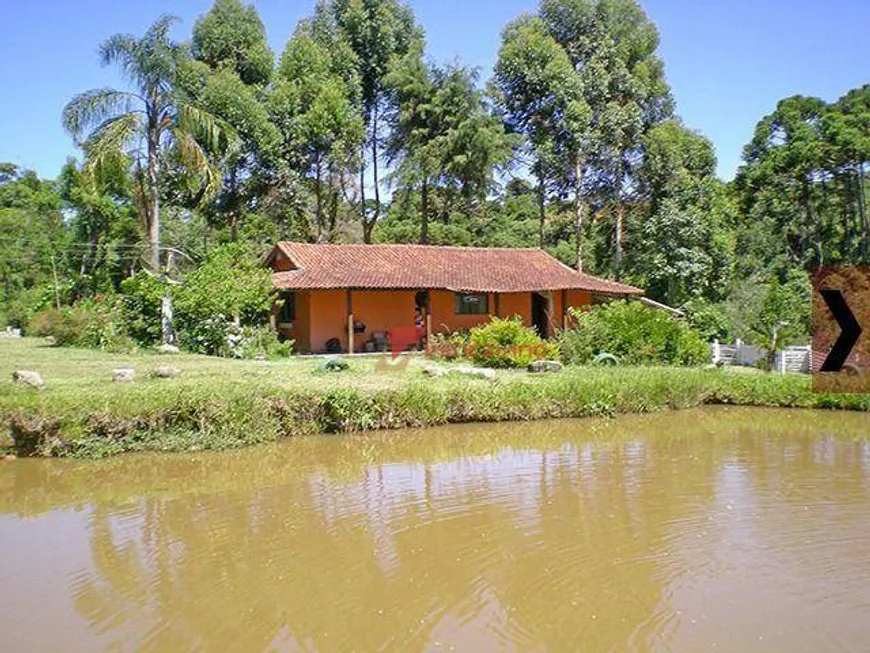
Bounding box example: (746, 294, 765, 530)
(422, 365, 448, 378)
(455, 365, 496, 380)
(527, 360, 563, 374)
(157, 344, 180, 355)
(12, 370, 45, 390)
(113, 368, 136, 383)
(153, 366, 181, 379)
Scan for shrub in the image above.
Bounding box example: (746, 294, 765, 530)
(682, 298, 729, 342)
(559, 300, 709, 366)
(28, 296, 135, 352)
(177, 315, 235, 356)
(120, 271, 167, 346)
(6, 284, 58, 331)
(178, 319, 293, 359)
(426, 331, 468, 361)
(174, 242, 273, 327)
(236, 325, 294, 360)
(466, 317, 559, 368)
(172, 243, 275, 357)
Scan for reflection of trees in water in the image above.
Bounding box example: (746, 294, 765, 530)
(63, 422, 727, 650)
(8, 407, 869, 651)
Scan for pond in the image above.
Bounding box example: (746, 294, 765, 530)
(2, 407, 870, 652)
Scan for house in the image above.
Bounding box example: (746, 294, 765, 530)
(265, 242, 643, 354)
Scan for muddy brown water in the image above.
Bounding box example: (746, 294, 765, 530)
(3, 407, 870, 652)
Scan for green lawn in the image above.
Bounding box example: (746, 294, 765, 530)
(0, 338, 865, 458)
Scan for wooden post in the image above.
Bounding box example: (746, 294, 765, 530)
(561, 289, 568, 330)
(425, 291, 432, 345)
(494, 293, 501, 318)
(346, 288, 354, 354)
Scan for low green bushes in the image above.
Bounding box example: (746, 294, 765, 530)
(559, 300, 709, 366)
(27, 296, 136, 352)
(427, 317, 559, 368)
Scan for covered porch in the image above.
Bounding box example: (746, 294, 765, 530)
(273, 288, 596, 355)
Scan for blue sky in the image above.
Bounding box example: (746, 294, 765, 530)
(1, 0, 868, 181)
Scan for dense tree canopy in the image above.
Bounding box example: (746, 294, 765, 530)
(2, 0, 866, 352)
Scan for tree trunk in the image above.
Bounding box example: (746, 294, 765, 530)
(146, 118, 160, 272)
(613, 156, 624, 280)
(573, 156, 585, 272)
(314, 158, 324, 242)
(420, 178, 430, 244)
(858, 163, 869, 259)
(359, 146, 367, 240)
(328, 179, 339, 242)
(537, 164, 546, 249)
(228, 165, 239, 242)
(368, 101, 381, 244)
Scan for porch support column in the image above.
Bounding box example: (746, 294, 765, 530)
(561, 289, 568, 330)
(346, 288, 354, 355)
(425, 291, 432, 344)
(494, 293, 501, 318)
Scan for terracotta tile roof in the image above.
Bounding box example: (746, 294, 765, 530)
(270, 242, 642, 295)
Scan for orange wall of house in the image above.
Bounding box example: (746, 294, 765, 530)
(559, 289, 593, 329)
(297, 289, 418, 353)
(350, 290, 417, 351)
(497, 292, 531, 323)
(306, 290, 346, 353)
(430, 290, 493, 334)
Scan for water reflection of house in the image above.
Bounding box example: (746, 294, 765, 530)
(265, 242, 642, 354)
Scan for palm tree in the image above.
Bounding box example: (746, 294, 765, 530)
(62, 15, 235, 271)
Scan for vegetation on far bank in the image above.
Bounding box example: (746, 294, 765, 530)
(2, 338, 867, 460)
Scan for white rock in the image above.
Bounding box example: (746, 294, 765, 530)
(455, 366, 496, 380)
(153, 366, 181, 379)
(113, 368, 136, 383)
(157, 344, 181, 355)
(12, 370, 45, 389)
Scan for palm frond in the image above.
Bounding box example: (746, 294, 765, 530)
(98, 33, 140, 78)
(142, 15, 183, 92)
(171, 128, 223, 201)
(176, 102, 240, 156)
(62, 89, 141, 140)
(81, 113, 143, 175)
(145, 14, 181, 43)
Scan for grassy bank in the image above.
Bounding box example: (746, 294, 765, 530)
(1, 338, 867, 458)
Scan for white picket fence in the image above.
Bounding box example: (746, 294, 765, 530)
(711, 339, 811, 374)
(776, 345, 813, 374)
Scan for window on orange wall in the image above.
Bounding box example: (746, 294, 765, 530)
(454, 293, 488, 315)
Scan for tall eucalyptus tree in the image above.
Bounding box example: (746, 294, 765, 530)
(311, 0, 424, 242)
